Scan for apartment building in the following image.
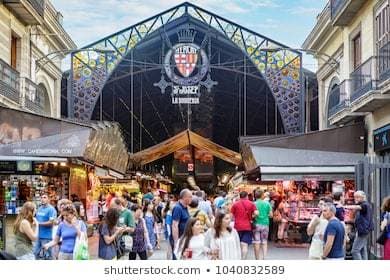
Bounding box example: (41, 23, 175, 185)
(303, 0, 390, 258)
(0, 0, 76, 117)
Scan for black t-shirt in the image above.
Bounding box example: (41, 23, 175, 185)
(355, 201, 373, 235)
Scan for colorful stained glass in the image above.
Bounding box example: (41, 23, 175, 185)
(70, 2, 303, 133)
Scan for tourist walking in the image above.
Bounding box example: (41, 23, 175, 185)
(345, 191, 374, 260)
(13, 202, 38, 260)
(333, 192, 345, 222)
(130, 204, 153, 260)
(380, 196, 390, 260)
(144, 199, 157, 250)
(307, 198, 329, 259)
(204, 211, 241, 260)
(174, 217, 207, 260)
(171, 189, 192, 258)
(275, 197, 289, 243)
(34, 193, 57, 260)
(163, 200, 175, 259)
(43, 205, 85, 260)
(322, 203, 345, 260)
(98, 208, 126, 260)
(195, 191, 213, 221)
(230, 191, 258, 259)
(253, 190, 273, 260)
(188, 197, 211, 233)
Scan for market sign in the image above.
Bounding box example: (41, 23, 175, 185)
(154, 28, 217, 104)
(0, 108, 91, 157)
(374, 124, 390, 152)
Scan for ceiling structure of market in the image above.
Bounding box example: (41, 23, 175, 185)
(68, 2, 304, 156)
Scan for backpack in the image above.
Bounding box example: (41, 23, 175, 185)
(355, 202, 374, 235)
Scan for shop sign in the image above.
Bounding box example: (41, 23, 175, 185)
(187, 163, 194, 172)
(0, 161, 16, 174)
(374, 124, 390, 152)
(0, 108, 91, 157)
(154, 28, 217, 104)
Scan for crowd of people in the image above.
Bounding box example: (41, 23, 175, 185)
(7, 187, 390, 260)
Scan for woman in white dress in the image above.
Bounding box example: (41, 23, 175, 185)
(307, 198, 329, 259)
(205, 211, 241, 260)
(175, 217, 208, 260)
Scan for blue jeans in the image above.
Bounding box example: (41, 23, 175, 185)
(351, 233, 368, 260)
(34, 238, 53, 260)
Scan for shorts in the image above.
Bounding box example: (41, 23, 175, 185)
(253, 225, 269, 244)
(237, 230, 253, 245)
(58, 252, 73, 260)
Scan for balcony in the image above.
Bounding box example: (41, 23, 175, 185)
(378, 41, 390, 85)
(22, 77, 46, 115)
(350, 57, 376, 103)
(331, 0, 366, 26)
(328, 80, 364, 125)
(0, 58, 20, 104)
(349, 57, 390, 113)
(3, 0, 45, 25)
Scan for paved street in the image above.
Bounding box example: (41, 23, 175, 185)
(88, 232, 308, 260)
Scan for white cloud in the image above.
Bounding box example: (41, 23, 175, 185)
(53, 0, 267, 47)
(288, 6, 321, 15)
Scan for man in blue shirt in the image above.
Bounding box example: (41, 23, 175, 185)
(171, 188, 192, 259)
(322, 202, 345, 260)
(34, 194, 57, 260)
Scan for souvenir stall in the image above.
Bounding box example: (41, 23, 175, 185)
(0, 107, 129, 252)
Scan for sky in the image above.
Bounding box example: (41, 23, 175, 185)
(52, 0, 328, 71)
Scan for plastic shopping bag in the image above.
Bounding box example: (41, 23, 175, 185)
(73, 233, 89, 260)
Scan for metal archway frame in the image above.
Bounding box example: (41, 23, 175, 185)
(70, 2, 303, 133)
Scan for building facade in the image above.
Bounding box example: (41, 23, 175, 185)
(0, 0, 76, 117)
(303, 0, 390, 258)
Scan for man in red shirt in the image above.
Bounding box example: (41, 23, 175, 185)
(231, 191, 258, 259)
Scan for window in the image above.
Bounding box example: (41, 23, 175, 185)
(11, 35, 17, 69)
(376, 1, 390, 49)
(352, 33, 361, 70)
(376, 1, 390, 78)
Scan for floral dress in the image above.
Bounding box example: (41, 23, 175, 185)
(132, 218, 147, 253)
(144, 214, 156, 249)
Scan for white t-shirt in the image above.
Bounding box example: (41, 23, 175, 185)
(175, 234, 207, 260)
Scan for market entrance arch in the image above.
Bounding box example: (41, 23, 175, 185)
(68, 2, 304, 183)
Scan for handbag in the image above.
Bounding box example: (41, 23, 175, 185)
(376, 230, 387, 245)
(115, 236, 126, 259)
(122, 235, 133, 251)
(73, 233, 89, 260)
(273, 209, 282, 223)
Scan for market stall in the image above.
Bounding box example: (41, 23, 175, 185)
(0, 106, 129, 252)
(239, 124, 365, 246)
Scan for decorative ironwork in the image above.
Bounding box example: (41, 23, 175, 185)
(328, 80, 350, 118)
(23, 77, 46, 115)
(350, 57, 375, 102)
(0, 58, 20, 103)
(70, 2, 303, 133)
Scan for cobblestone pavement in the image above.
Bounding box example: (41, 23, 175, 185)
(88, 232, 309, 260)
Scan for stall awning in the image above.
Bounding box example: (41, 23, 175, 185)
(243, 146, 363, 180)
(129, 130, 242, 166)
(0, 106, 128, 173)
